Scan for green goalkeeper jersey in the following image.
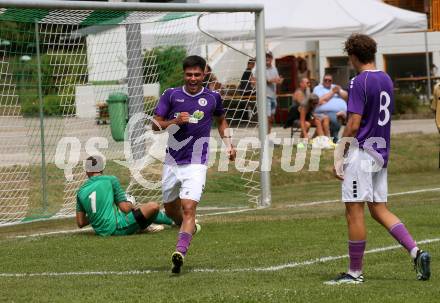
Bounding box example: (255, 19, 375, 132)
(76, 175, 127, 236)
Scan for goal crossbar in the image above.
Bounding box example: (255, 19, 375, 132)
(0, 0, 263, 13)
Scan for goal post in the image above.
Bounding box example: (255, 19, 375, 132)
(0, 0, 271, 226)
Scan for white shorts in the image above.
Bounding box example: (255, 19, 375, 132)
(342, 148, 388, 203)
(162, 164, 207, 203)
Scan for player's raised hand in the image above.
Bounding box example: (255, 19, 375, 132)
(175, 112, 190, 125)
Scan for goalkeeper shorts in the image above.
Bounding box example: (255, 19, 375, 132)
(113, 210, 140, 236)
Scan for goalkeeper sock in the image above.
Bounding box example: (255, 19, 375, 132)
(153, 210, 174, 225)
(176, 232, 192, 256)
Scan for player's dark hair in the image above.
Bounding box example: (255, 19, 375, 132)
(84, 155, 105, 174)
(182, 55, 206, 71)
(344, 34, 377, 64)
(86, 156, 97, 167)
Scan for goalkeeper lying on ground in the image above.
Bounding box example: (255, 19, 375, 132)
(76, 155, 173, 236)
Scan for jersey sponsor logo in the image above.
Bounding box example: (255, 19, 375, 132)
(189, 110, 205, 123)
(198, 97, 208, 106)
(192, 110, 204, 120)
(176, 98, 185, 103)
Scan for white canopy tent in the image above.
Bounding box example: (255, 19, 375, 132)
(168, 0, 427, 41)
(141, 0, 427, 80)
(142, 0, 424, 49)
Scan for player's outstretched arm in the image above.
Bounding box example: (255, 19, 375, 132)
(216, 115, 236, 161)
(76, 211, 89, 228)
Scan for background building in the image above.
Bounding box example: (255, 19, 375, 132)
(318, 0, 438, 99)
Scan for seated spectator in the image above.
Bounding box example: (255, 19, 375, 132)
(293, 77, 311, 106)
(297, 93, 330, 139)
(203, 64, 221, 91)
(284, 77, 310, 128)
(238, 58, 256, 95)
(284, 103, 300, 129)
(312, 74, 348, 141)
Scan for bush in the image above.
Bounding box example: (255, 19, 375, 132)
(43, 95, 63, 116)
(40, 52, 88, 95)
(14, 51, 85, 116)
(143, 46, 187, 93)
(20, 94, 64, 117)
(20, 95, 39, 116)
(394, 94, 418, 115)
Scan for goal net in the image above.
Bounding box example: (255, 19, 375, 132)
(0, 5, 263, 226)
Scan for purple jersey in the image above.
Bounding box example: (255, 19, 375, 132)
(154, 86, 225, 165)
(347, 70, 394, 167)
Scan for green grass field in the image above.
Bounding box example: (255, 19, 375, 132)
(1, 133, 439, 302)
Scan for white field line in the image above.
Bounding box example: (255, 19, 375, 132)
(0, 270, 157, 278)
(198, 208, 258, 217)
(202, 187, 440, 216)
(7, 187, 440, 239)
(198, 206, 248, 211)
(388, 187, 440, 197)
(1, 238, 438, 278)
(8, 227, 93, 239)
(284, 187, 440, 209)
(234, 238, 439, 273)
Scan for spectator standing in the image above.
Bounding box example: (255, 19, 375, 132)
(297, 57, 311, 86)
(251, 51, 283, 134)
(203, 64, 221, 91)
(238, 58, 256, 95)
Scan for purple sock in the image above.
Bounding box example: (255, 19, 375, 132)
(176, 232, 192, 256)
(349, 240, 366, 273)
(389, 223, 417, 253)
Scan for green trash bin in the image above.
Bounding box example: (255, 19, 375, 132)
(107, 92, 128, 141)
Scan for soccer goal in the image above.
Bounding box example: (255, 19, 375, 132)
(0, 0, 270, 226)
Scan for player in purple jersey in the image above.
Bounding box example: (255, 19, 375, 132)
(152, 55, 236, 273)
(326, 34, 430, 285)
